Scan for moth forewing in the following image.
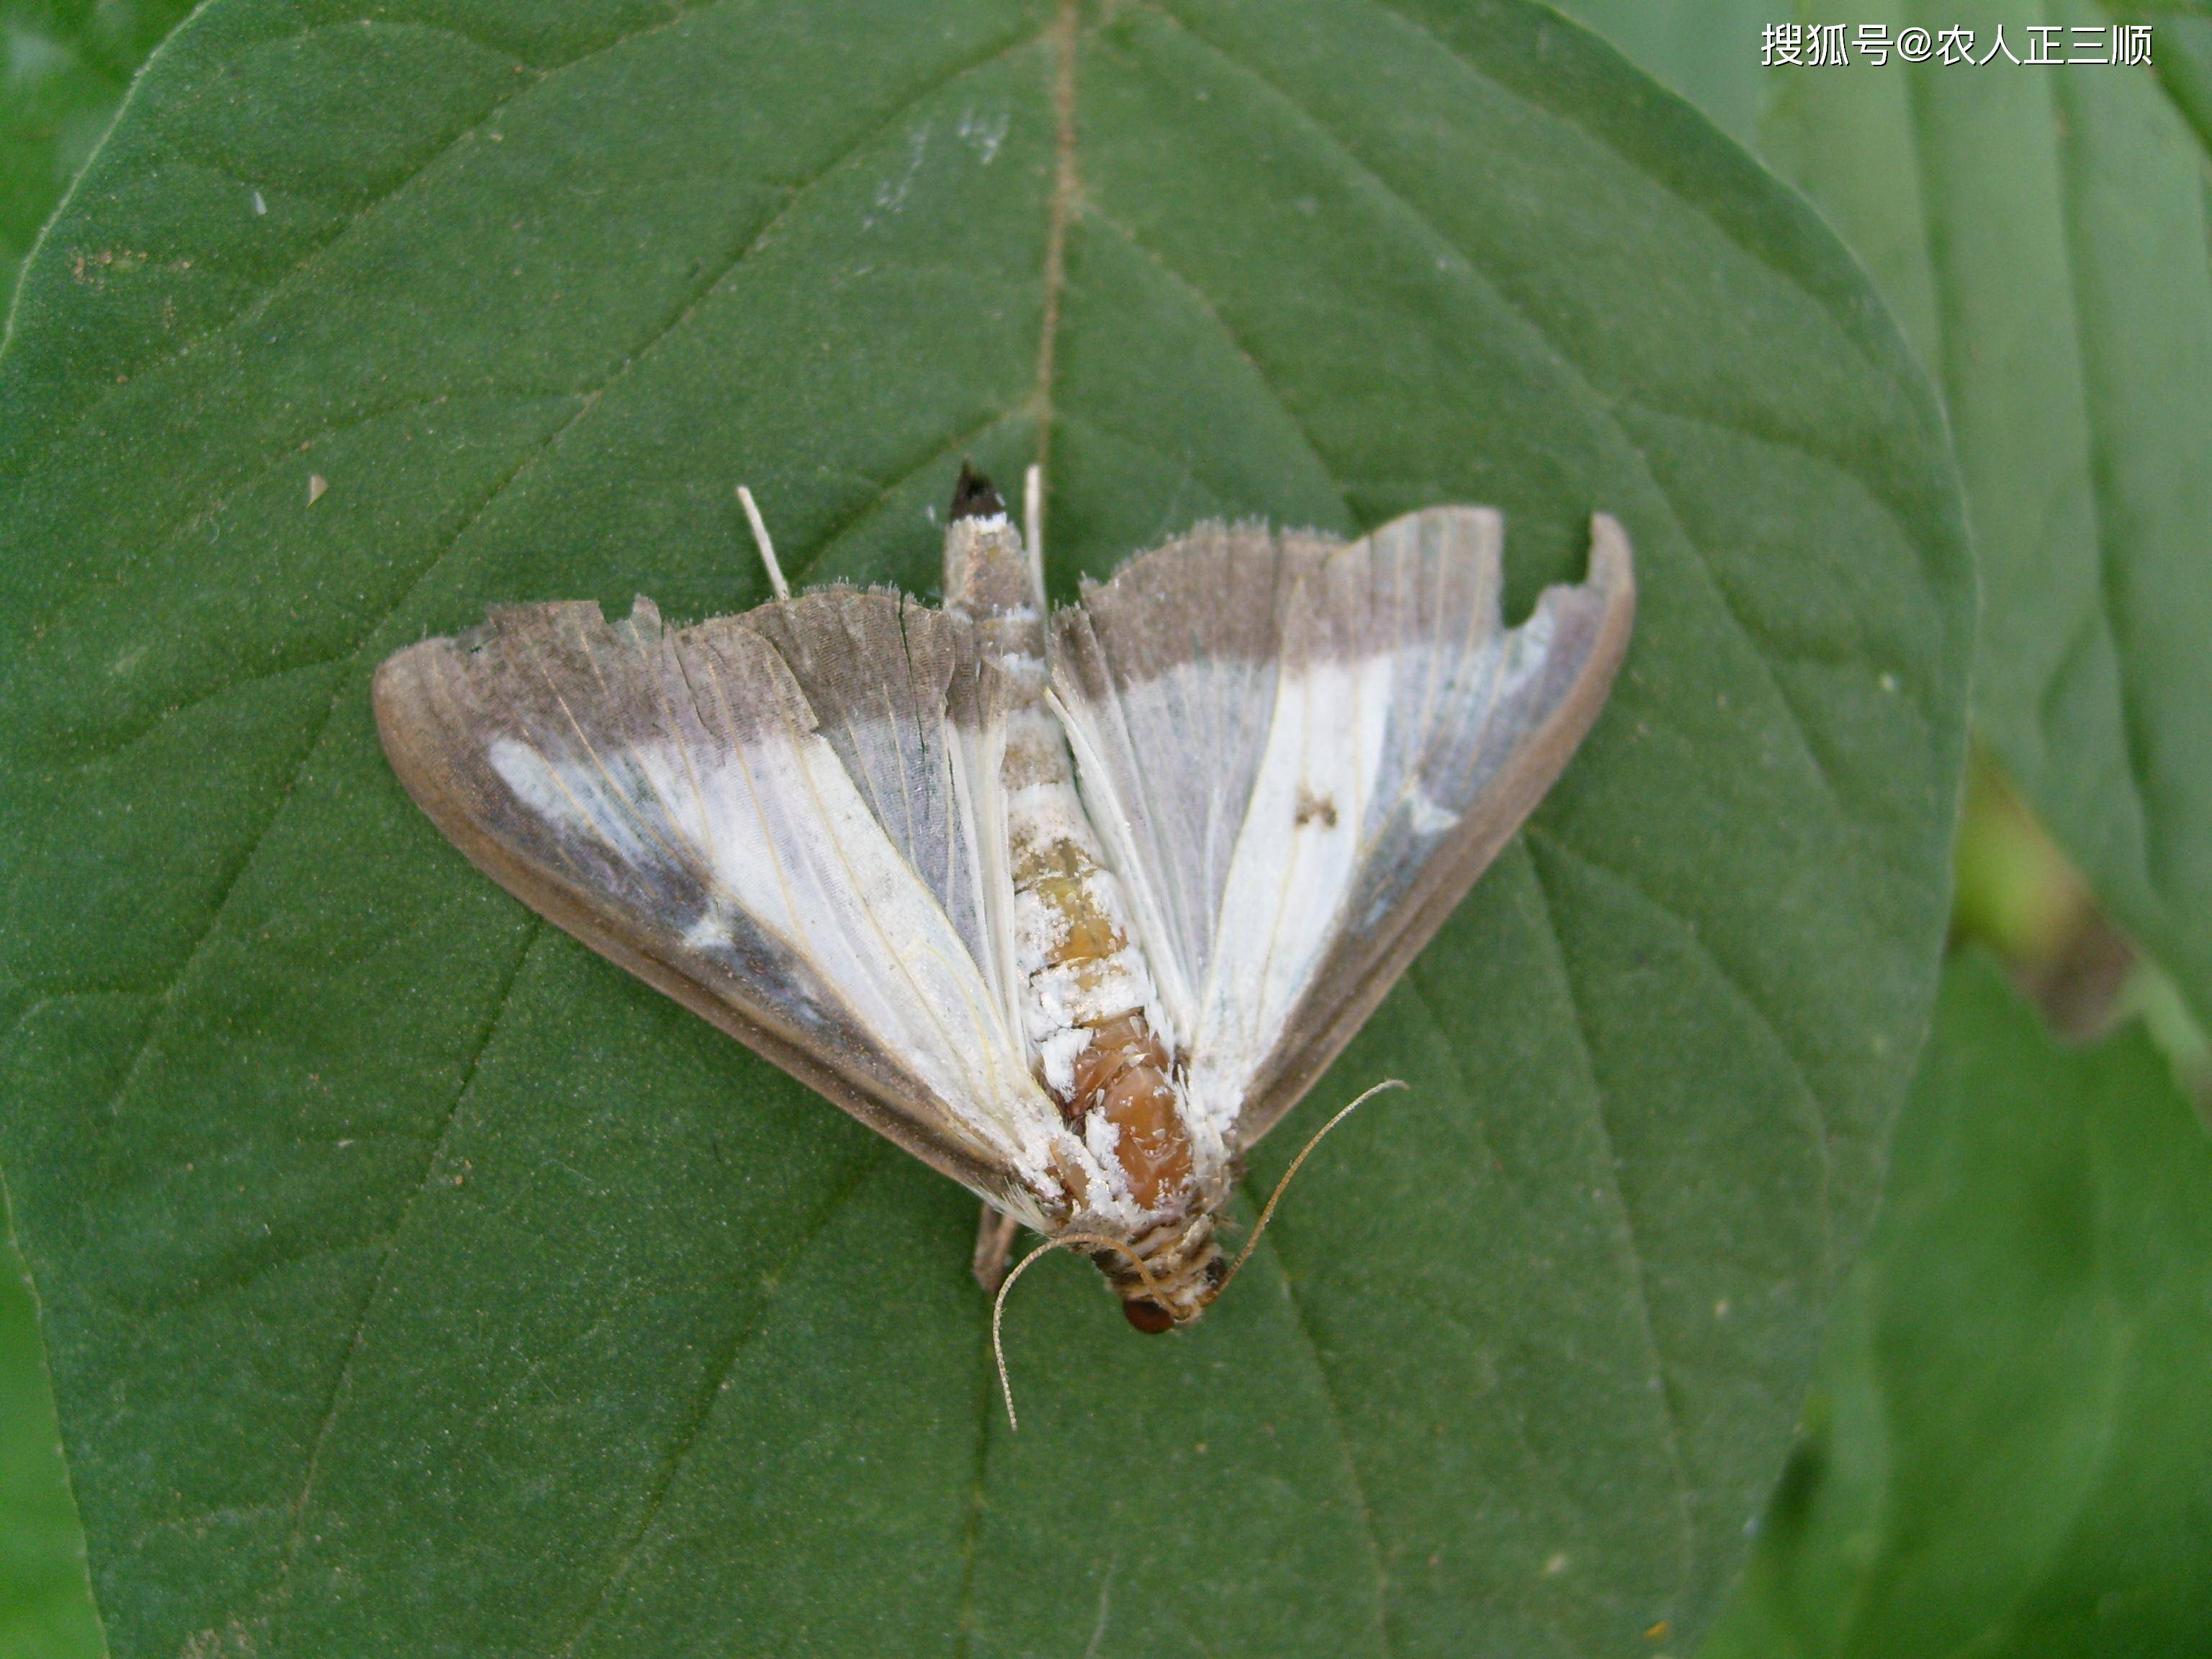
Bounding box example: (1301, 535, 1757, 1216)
(1048, 508, 1636, 1153)
(370, 590, 1060, 1232)
(943, 675, 1030, 1067)
(1235, 513, 1636, 1144)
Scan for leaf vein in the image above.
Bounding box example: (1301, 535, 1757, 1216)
(1084, 204, 1350, 519)
(1031, 0, 1082, 479)
(1524, 859, 1700, 1607)
(266, 917, 541, 1637)
(1252, 1220, 1397, 1659)
(1526, 826, 1836, 1285)
(547, 1146, 889, 1657)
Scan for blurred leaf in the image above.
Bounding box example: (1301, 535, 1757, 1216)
(1542, 0, 1790, 148)
(2111, 3, 2212, 156)
(1, 0, 197, 313)
(1768, 1, 2212, 1029)
(1707, 955, 2212, 1659)
(1569, 0, 2212, 1030)
(2113, 959, 2212, 1104)
(0, 1, 1970, 1655)
(2, 8, 188, 1646)
(0, 1208, 104, 1659)
(1950, 750, 2096, 971)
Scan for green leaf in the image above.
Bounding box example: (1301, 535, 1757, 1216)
(0, 1, 1970, 1654)
(1707, 956, 2212, 1659)
(0, 1210, 104, 1659)
(2, 10, 188, 1650)
(1547, 0, 1790, 149)
(2131, 4, 2212, 153)
(1767, 2, 2212, 1027)
(1, 0, 197, 315)
(1570, 2, 2212, 1029)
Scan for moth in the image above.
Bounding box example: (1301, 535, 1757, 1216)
(373, 465, 1634, 1356)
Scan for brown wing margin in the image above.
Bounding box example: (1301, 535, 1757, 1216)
(371, 590, 1035, 1217)
(1239, 516, 1635, 1146)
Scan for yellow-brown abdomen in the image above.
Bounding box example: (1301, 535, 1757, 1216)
(941, 464, 1220, 1325)
(1004, 714, 1195, 1216)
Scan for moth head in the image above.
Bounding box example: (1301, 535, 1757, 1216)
(948, 460, 1004, 521)
(942, 462, 1038, 616)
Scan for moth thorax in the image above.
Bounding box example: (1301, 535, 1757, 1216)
(1000, 698, 1069, 790)
(1100, 1212, 1223, 1332)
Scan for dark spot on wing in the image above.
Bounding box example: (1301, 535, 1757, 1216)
(1295, 788, 1338, 828)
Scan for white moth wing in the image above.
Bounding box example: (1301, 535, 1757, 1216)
(373, 588, 1065, 1226)
(1053, 508, 1635, 1148)
(1047, 524, 1326, 1048)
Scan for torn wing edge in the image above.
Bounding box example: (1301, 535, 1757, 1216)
(1232, 513, 1637, 1148)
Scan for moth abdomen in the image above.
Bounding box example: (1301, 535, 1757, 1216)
(1064, 1012, 1188, 1207)
(944, 467, 1218, 1281)
(1004, 746, 1199, 1218)
(1097, 1210, 1224, 1331)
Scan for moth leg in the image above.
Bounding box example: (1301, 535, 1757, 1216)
(971, 1202, 1022, 1292)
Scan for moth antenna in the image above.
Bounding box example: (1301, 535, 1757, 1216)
(992, 1231, 1162, 1431)
(1212, 1079, 1406, 1300)
(1022, 462, 1045, 603)
(736, 485, 790, 602)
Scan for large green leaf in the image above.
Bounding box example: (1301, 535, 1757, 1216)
(1546, 0, 1789, 148)
(2, 10, 192, 1646)
(1, 0, 197, 314)
(0, 1212, 104, 1659)
(1568, 1, 2212, 1028)
(2136, 3, 2212, 152)
(0, 1, 1970, 1654)
(1768, 1, 2212, 1026)
(1707, 955, 2212, 1659)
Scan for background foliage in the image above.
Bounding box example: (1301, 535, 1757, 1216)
(1556, 1, 2212, 1652)
(1, 0, 196, 308)
(1706, 956, 2212, 1659)
(1, 1, 2205, 1656)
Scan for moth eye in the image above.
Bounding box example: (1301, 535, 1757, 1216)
(1122, 1298, 1175, 1334)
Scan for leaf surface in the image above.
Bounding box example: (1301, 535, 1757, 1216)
(1768, 1, 2212, 1025)
(1569, 0, 2212, 1027)
(0, 1215, 103, 1659)
(1708, 956, 2212, 1659)
(0, 1, 1969, 1654)
(1, 0, 195, 313)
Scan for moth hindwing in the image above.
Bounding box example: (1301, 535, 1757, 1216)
(373, 469, 1635, 1330)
